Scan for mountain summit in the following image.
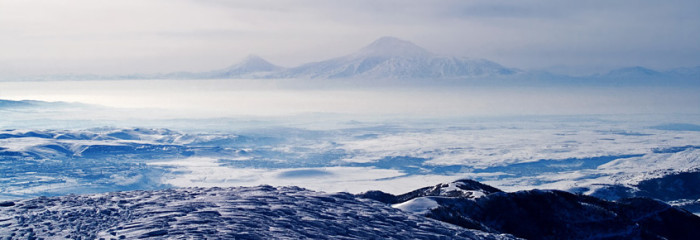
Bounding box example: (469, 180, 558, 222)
(43, 37, 519, 81)
(355, 36, 432, 58)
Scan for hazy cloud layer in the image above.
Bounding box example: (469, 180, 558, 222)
(1, 0, 699, 76)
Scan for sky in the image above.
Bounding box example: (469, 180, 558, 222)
(1, 0, 699, 77)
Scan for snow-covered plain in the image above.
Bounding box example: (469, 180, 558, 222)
(1, 78, 700, 219)
(1, 99, 699, 201)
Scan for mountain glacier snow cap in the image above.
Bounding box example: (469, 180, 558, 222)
(355, 36, 432, 58)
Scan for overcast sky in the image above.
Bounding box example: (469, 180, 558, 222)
(1, 0, 699, 77)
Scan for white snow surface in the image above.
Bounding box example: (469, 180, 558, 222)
(272, 36, 515, 79)
(2, 115, 700, 199)
(481, 148, 700, 193)
(392, 197, 440, 214)
(440, 182, 487, 199)
(337, 126, 700, 168)
(0, 186, 517, 239)
(149, 157, 406, 192)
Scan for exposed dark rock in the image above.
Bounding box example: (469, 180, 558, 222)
(636, 171, 700, 201)
(360, 179, 700, 240)
(359, 179, 502, 204)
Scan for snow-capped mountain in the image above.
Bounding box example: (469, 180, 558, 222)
(102, 36, 517, 81)
(9, 36, 699, 86)
(275, 36, 517, 79)
(33, 36, 516, 81)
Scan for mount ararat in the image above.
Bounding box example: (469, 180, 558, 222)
(158, 36, 517, 80)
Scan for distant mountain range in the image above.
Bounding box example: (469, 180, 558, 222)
(153, 36, 517, 80)
(4, 36, 699, 86)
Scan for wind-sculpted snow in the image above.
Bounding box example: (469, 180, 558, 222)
(0, 186, 516, 240)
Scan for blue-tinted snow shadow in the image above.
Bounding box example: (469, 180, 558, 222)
(650, 123, 700, 131)
(472, 154, 643, 177)
(651, 145, 700, 153)
(220, 152, 646, 180)
(349, 154, 644, 179)
(277, 169, 334, 178)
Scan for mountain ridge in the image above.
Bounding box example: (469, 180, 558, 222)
(2, 179, 699, 239)
(3, 36, 699, 85)
(271, 37, 517, 79)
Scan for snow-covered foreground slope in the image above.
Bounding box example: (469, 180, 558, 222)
(2, 179, 699, 240)
(0, 185, 516, 240)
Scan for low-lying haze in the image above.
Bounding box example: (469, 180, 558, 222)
(1, 79, 699, 118)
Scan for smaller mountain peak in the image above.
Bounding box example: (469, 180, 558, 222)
(239, 54, 271, 64)
(218, 54, 282, 76)
(357, 36, 431, 57)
